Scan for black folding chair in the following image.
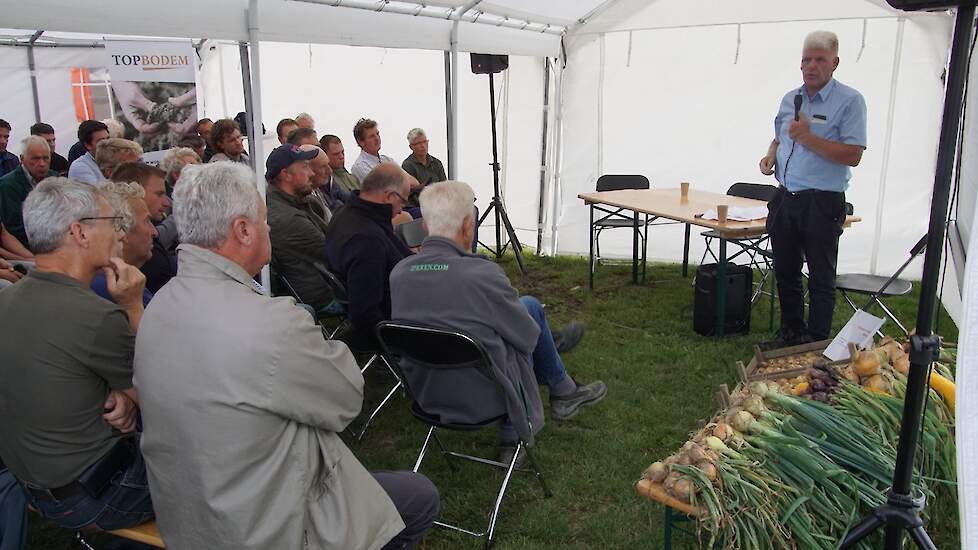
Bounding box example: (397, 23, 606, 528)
(396, 217, 428, 248)
(698, 183, 779, 303)
(313, 262, 401, 441)
(835, 234, 927, 337)
(268, 259, 346, 339)
(375, 321, 552, 548)
(591, 175, 663, 281)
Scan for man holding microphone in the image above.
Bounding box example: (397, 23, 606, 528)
(759, 30, 867, 346)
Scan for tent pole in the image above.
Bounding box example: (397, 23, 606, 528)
(443, 50, 454, 179)
(246, 0, 270, 292)
(239, 42, 256, 162)
(27, 30, 43, 123)
(869, 18, 907, 275)
(448, 21, 459, 180)
(536, 57, 552, 254)
(549, 50, 565, 255)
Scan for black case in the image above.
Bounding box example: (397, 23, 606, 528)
(693, 263, 753, 336)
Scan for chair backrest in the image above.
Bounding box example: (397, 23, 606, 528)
(313, 262, 349, 307)
(269, 259, 304, 303)
(727, 182, 779, 202)
(596, 174, 650, 192)
(396, 218, 428, 248)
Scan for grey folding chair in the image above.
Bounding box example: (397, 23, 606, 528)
(313, 262, 402, 441)
(375, 321, 552, 548)
(395, 217, 428, 248)
(268, 259, 346, 339)
(835, 234, 927, 337)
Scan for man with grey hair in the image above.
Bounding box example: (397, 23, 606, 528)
(391, 180, 605, 464)
(91, 181, 157, 306)
(135, 161, 438, 549)
(0, 136, 58, 249)
(159, 146, 201, 197)
(401, 128, 446, 189)
(324, 163, 414, 350)
(294, 112, 315, 131)
(0, 178, 152, 532)
(758, 30, 867, 347)
(96, 138, 142, 180)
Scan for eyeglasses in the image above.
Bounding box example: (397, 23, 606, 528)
(388, 190, 410, 205)
(411, 139, 429, 147)
(79, 215, 125, 231)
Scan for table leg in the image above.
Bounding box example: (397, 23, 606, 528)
(632, 211, 639, 284)
(682, 223, 691, 278)
(642, 214, 648, 284)
(716, 238, 727, 337)
(664, 506, 674, 550)
(588, 204, 595, 291)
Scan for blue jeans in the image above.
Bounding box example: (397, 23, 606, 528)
(0, 470, 28, 550)
(501, 296, 569, 442)
(27, 445, 154, 531)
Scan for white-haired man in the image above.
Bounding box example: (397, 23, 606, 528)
(135, 162, 438, 549)
(401, 128, 446, 189)
(758, 30, 867, 347)
(390, 180, 606, 465)
(0, 178, 151, 532)
(0, 136, 58, 249)
(159, 146, 201, 197)
(294, 112, 315, 131)
(96, 138, 142, 180)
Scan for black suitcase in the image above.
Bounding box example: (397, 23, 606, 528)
(693, 263, 752, 336)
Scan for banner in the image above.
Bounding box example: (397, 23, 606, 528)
(104, 39, 199, 163)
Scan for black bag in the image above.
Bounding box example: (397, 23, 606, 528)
(693, 263, 752, 336)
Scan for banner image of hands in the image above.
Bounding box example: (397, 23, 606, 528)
(104, 40, 198, 162)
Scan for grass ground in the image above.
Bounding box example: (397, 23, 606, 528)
(26, 253, 959, 549)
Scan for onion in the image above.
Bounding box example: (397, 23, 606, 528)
(730, 410, 756, 433)
(893, 355, 910, 376)
(676, 453, 692, 466)
(742, 396, 767, 417)
(724, 407, 744, 424)
(853, 351, 881, 378)
(664, 471, 682, 491)
(712, 422, 734, 441)
(810, 379, 826, 393)
(696, 460, 718, 481)
(671, 478, 693, 502)
(686, 444, 707, 464)
(810, 391, 829, 403)
(766, 380, 781, 395)
(749, 381, 769, 397)
(644, 461, 669, 483)
(863, 374, 891, 395)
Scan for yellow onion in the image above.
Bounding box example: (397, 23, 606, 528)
(644, 461, 669, 483)
(853, 351, 881, 378)
(712, 422, 734, 441)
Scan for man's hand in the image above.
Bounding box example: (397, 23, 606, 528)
(788, 114, 812, 146)
(112, 82, 161, 135)
(103, 257, 146, 309)
(167, 89, 197, 109)
(0, 259, 22, 283)
(759, 155, 776, 176)
(102, 390, 138, 433)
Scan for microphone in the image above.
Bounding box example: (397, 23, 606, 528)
(793, 93, 803, 121)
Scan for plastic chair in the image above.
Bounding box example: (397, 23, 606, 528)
(375, 321, 552, 548)
(396, 218, 428, 248)
(835, 234, 926, 337)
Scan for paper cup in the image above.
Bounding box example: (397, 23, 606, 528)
(680, 181, 690, 198)
(717, 204, 728, 224)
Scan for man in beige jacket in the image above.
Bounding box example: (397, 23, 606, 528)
(133, 162, 438, 549)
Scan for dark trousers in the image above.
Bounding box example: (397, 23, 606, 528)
(373, 471, 440, 550)
(767, 188, 846, 341)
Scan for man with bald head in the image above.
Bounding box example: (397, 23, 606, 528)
(324, 163, 414, 350)
(265, 144, 334, 312)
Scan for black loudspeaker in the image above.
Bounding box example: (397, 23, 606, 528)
(885, 0, 967, 10)
(470, 53, 509, 74)
(693, 263, 753, 336)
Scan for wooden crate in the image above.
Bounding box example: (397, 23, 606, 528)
(736, 340, 853, 383)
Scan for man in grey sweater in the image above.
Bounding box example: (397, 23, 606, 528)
(390, 180, 606, 465)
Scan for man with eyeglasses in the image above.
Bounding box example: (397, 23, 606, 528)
(401, 128, 446, 190)
(0, 178, 153, 534)
(324, 163, 414, 351)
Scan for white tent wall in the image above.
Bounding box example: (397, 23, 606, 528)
(0, 45, 105, 157)
(198, 41, 544, 245)
(556, 7, 952, 281)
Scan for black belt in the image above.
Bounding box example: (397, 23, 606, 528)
(23, 437, 137, 503)
(779, 185, 841, 197)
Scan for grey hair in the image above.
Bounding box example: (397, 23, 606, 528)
(361, 164, 408, 194)
(419, 180, 475, 239)
(295, 112, 315, 125)
(23, 177, 103, 254)
(407, 128, 426, 144)
(101, 118, 125, 138)
(159, 147, 200, 179)
(173, 161, 260, 248)
(96, 138, 143, 175)
(20, 135, 50, 156)
(804, 31, 839, 54)
(97, 180, 145, 233)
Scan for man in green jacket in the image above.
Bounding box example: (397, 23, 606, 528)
(0, 136, 57, 249)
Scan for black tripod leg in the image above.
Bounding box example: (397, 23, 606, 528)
(907, 526, 937, 550)
(840, 513, 884, 549)
(498, 201, 526, 273)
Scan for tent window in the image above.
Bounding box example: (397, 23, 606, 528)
(71, 67, 115, 122)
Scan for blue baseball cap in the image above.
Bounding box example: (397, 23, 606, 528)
(265, 144, 319, 182)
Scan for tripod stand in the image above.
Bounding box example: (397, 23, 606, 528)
(841, 2, 975, 548)
(477, 70, 527, 274)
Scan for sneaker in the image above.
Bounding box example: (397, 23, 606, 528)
(553, 322, 585, 354)
(551, 380, 607, 420)
(497, 442, 528, 469)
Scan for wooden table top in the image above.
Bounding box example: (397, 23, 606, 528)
(579, 188, 860, 238)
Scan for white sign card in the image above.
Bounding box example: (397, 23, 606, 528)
(823, 310, 886, 361)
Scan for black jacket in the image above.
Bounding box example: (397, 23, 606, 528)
(266, 185, 331, 310)
(140, 237, 177, 293)
(324, 192, 412, 350)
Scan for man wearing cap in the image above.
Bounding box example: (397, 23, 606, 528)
(265, 144, 334, 313)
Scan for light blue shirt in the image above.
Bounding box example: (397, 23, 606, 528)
(774, 78, 867, 193)
(351, 151, 395, 183)
(67, 152, 105, 185)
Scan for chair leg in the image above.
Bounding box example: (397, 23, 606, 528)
(360, 354, 378, 374)
(522, 444, 552, 498)
(485, 441, 523, 547)
(594, 228, 603, 267)
(875, 299, 910, 337)
(413, 426, 436, 473)
(74, 532, 96, 550)
(356, 380, 402, 441)
(431, 430, 458, 472)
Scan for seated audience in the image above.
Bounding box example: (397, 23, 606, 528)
(208, 118, 250, 165)
(159, 146, 201, 199)
(401, 128, 446, 189)
(0, 222, 33, 261)
(67, 120, 110, 184)
(320, 134, 355, 209)
(276, 118, 298, 145)
(351, 118, 396, 182)
(111, 163, 176, 293)
(391, 180, 606, 462)
(30, 123, 69, 176)
(92, 181, 157, 306)
(177, 135, 207, 163)
(324, 164, 414, 350)
(264, 144, 333, 311)
(286, 127, 318, 147)
(134, 162, 438, 549)
(0, 120, 18, 179)
(0, 136, 57, 249)
(0, 257, 22, 289)
(0, 178, 153, 531)
(196, 118, 215, 162)
(96, 138, 143, 179)
(295, 112, 315, 130)
(301, 144, 334, 224)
